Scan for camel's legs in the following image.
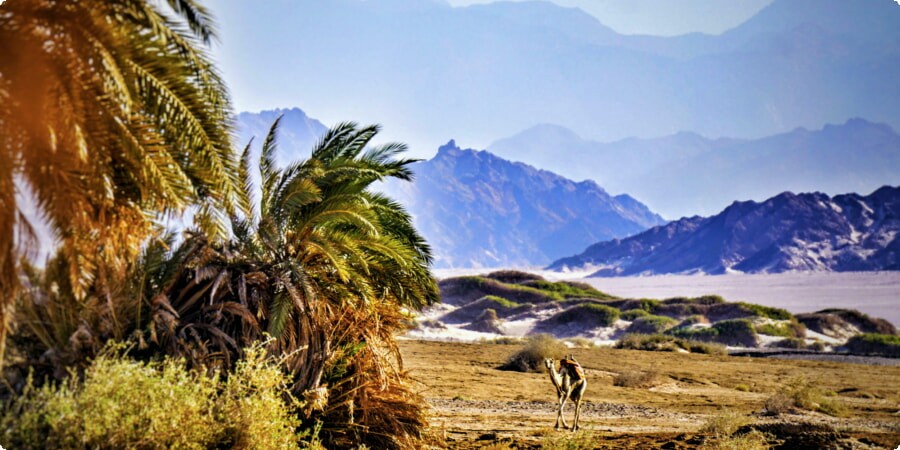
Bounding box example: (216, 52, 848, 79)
(572, 398, 582, 431)
(555, 393, 570, 429)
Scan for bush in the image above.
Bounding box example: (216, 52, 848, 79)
(566, 337, 596, 348)
(481, 336, 524, 345)
(764, 378, 846, 417)
(843, 333, 900, 357)
(700, 429, 771, 450)
(755, 321, 805, 338)
(439, 276, 561, 305)
(441, 295, 525, 324)
(522, 280, 614, 300)
(797, 309, 896, 340)
(735, 303, 793, 321)
(815, 309, 896, 335)
(615, 334, 727, 355)
(621, 309, 650, 320)
(700, 410, 750, 436)
(540, 430, 596, 450)
(556, 303, 620, 327)
(484, 270, 546, 284)
(613, 370, 659, 388)
(680, 314, 710, 327)
(808, 340, 826, 352)
(0, 343, 304, 449)
(626, 315, 678, 334)
(671, 319, 758, 347)
(770, 338, 806, 349)
(620, 298, 661, 312)
(500, 334, 567, 372)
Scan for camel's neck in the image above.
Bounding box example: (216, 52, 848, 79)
(547, 365, 564, 391)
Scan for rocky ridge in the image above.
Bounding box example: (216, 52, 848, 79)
(548, 186, 900, 276)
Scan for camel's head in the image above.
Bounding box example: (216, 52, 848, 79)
(544, 358, 555, 370)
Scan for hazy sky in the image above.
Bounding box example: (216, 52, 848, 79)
(212, 0, 774, 115)
(444, 0, 773, 36)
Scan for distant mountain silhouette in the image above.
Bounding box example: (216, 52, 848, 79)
(490, 119, 900, 219)
(382, 141, 665, 268)
(235, 108, 327, 166)
(548, 186, 900, 276)
(233, 0, 900, 150)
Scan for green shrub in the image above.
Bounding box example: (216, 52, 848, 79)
(440, 276, 562, 304)
(755, 321, 805, 338)
(0, 343, 304, 449)
(662, 295, 725, 305)
(680, 314, 709, 326)
(621, 309, 650, 320)
(686, 340, 729, 355)
(626, 315, 678, 334)
(481, 295, 519, 308)
(484, 270, 546, 284)
(735, 303, 793, 321)
(844, 333, 900, 357)
(522, 280, 614, 300)
(500, 334, 567, 372)
(770, 338, 806, 349)
(634, 298, 661, 311)
(615, 334, 727, 355)
(562, 303, 620, 327)
(672, 319, 758, 347)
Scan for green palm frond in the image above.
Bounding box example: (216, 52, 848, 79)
(1, 0, 241, 364)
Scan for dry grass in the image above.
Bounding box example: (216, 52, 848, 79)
(613, 370, 660, 388)
(764, 377, 847, 417)
(566, 337, 596, 348)
(700, 430, 772, 450)
(699, 410, 751, 436)
(540, 430, 597, 450)
(501, 334, 567, 372)
(1, 342, 305, 449)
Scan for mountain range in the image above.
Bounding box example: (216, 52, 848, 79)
(489, 119, 900, 219)
(548, 186, 900, 276)
(381, 141, 665, 268)
(235, 109, 665, 267)
(235, 108, 326, 167)
(223, 0, 900, 153)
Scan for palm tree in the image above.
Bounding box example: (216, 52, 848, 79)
(150, 119, 438, 447)
(0, 0, 239, 365)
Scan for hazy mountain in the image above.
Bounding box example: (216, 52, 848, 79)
(227, 0, 900, 152)
(235, 108, 327, 166)
(548, 186, 900, 276)
(490, 119, 900, 219)
(382, 141, 665, 268)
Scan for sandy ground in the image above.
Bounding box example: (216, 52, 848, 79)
(400, 339, 900, 449)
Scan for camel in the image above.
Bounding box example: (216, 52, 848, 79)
(544, 354, 587, 431)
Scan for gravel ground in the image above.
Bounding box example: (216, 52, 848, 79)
(730, 350, 900, 366)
